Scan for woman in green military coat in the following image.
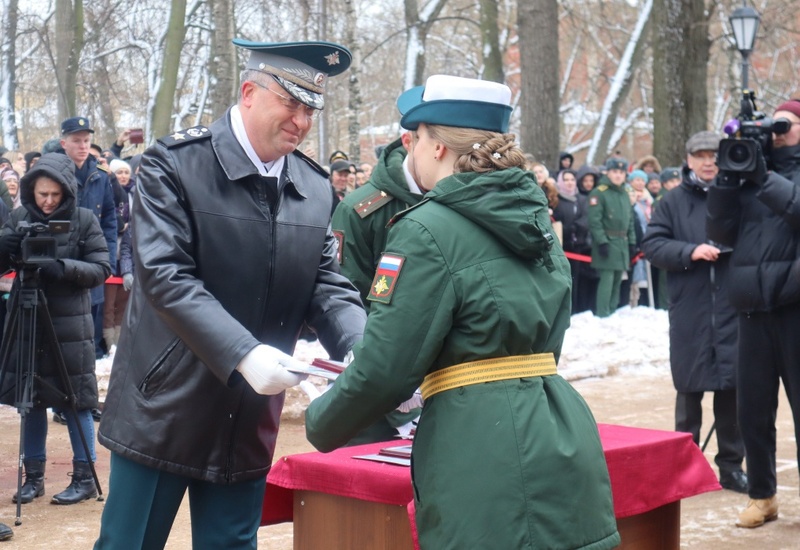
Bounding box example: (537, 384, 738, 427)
(306, 75, 620, 550)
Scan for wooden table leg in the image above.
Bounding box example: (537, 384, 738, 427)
(293, 491, 680, 550)
(293, 491, 414, 550)
(615, 501, 680, 549)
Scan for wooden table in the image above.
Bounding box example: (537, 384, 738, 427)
(262, 424, 720, 549)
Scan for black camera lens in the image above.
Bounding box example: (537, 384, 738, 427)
(729, 143, 752, 165)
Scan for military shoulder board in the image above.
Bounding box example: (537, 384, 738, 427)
(597, 184, 608, 192)
(293, 149, 329, 178)
(355, 190, 393, 219)
(159, 126, 211, 148)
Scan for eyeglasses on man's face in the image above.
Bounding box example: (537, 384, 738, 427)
(251, 81, 318, 121)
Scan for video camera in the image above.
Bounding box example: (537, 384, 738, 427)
(718, 90, 791, 179)
(16, 220, 70, 265)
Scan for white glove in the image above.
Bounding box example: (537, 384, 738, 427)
(397, 390, 424, 413)
(122, 273, 134, 291)
(299, 380, 322, 401)
(236, 344, 308, 395)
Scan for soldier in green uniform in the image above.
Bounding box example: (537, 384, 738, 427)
(332, 133, 423, 310)
(306, 75, 620, 550)
(330, 133, 424, 443)
(589, 158, 636, 317)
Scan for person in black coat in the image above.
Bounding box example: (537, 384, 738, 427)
(556, 150, 574, 177)
(552, 168, 595, 313)
(708, 99, 800, 528)
(101, 158, 132, 353)
(0, 153, 110, 506)
(643, 131, 746, 495)
(576, 164, 600, 196)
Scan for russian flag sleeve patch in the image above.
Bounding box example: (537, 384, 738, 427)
(368, 253, 405, 304)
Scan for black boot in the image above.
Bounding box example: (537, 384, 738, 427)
(12, 458, 45, 504)
(51, 461, 97, 505)
(0, 522, 12, 541)
(52, 410, 68, 425)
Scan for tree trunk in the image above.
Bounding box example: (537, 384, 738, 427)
(209, 0, 237, 120)
(403, 0, 448, 89)
(1, 0, 19, 150)
(586, 0, 652, 166)
(344, 0, 361, 164)
(93, 61, 117, 149)
(55, 0, 84, 121)
(518, 0, 559, 168)
(685, 2, 710, 136)
(316, 0, 328, 164)
(403, 0, 425, 89)
(151, 0, 187, 139)
(479, 0, 503, 84)
(652, 0, 711, 167)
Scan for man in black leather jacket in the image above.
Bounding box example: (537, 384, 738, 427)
(707, 99, 800, 529)
(95, 40, 367, 549)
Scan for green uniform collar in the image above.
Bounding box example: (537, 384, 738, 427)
(369, 138, 423, 206)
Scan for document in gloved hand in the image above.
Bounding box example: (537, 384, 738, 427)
(284, 358, 346, 381)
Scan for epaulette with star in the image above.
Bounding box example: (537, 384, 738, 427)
(158, 126, 211, 148)
(354, 190, 394, 219)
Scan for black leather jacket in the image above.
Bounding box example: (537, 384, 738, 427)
(98, 109, 366, 483)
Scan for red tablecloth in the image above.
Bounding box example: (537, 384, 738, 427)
(261, 423, 720, 526)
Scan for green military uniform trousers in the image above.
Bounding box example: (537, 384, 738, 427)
(94, 453, 265, 550)
(596, 269, 623, 318)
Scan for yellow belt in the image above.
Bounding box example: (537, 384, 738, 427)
(420, 353, 557, 400)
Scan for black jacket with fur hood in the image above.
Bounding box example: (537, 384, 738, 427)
(0, 152, 110, 410)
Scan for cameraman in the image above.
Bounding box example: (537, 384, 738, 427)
(707, 99, 800, 529)
(0, 153, 110, 505)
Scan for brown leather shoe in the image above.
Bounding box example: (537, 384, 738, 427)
(736, 496, 778, 528)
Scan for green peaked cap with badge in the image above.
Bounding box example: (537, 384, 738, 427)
(233, 39, 352, 110)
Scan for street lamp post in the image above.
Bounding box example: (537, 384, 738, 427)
(729, 3, 761, 90)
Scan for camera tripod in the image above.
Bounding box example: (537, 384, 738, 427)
(0, 267, 103, 525)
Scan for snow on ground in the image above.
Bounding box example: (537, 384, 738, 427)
(558, 306, 670, 380)
(94, 305, 672, 383)
(95, 305, 671, 418)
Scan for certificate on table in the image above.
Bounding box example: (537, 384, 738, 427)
(353, 444, 413, 467)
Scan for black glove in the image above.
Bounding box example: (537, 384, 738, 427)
(598, 243, 609, 258)
(0, 232, 24, 259)
(745, 145, 768, 186)
(38, 260, 65, 281)
(716, 171, 741, 188)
